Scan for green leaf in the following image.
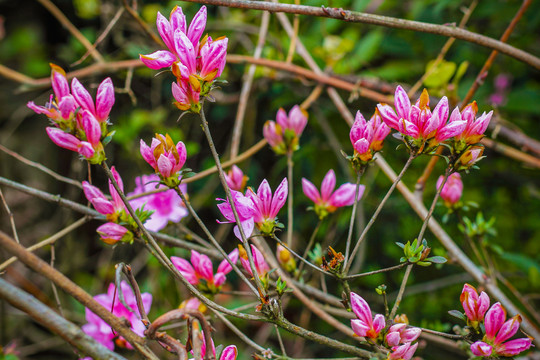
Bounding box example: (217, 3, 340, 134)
(424, 60, 456, 88)
(448, 309, 466, 322)
(427, 256, 447, 264)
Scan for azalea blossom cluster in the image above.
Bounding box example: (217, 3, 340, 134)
(27, 64, 114, 164)
(140, 133, 188, 187)
(349, 292, 421, 360)
(171, 249, 238, 295)
(263, 105, 308, 154)
(460, 284, 533, 357)
(140, 6, 227, 113)
(81, 281, 152, 357)
(349, 110, 391, 166)
(375, 86, 492, 161)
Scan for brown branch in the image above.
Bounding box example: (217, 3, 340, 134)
(0, 277, 128, 360)
(181, 0, 540, 69)
(36, 0, 105, 63)
(0, 230, 160, 359)
(481, 137, 540, 168)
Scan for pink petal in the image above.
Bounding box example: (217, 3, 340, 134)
(433, 96, 449, 125)
(175, 141, 187, 170)
(329, 183, 363, 208)
(217, 248, 239, 274)
(471, 341, 493, 357)
(386, 331, 401, 347)
(372, 314, 386, 333)
(353, 138, 370, 155)
(140, 139, 157, 169)
(174, 30, 196, 74)
(288, 105, 308, 136)
(269, 177, 288, 219)
(57, 95, 77, 119)
(95, 77, 115, 122)
(171, 256, 198, 284)
(494, 315, 521, 344)
(350, 319, 370, 338)
(108, 166, 124, 211)
(320, 169, 336, 202)
(485, 303, 506, 340)
(169, 6, 187, 37)
(81, 110, 101, 146)
(46, 127, 80, 152)
(157, 154, 173, 178)
(51, 68, 70, 100)
(156, 11, 175, 53)
(394, 85, 411, 120)
(257, 179, 273, 217)
(140, 50, 176, 70)
(376, 103, 399, 130)
(219, 345, 237, 360)
(71, 78, 95, 115)
(496, 337, 533, 356)
(349, 292, 372, 325)
(302, 178, 321, 204)
(187, 6, 207, 45)
(276, 108, 288, 129)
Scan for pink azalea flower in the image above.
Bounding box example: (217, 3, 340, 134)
(387, 342, 418, 360)
(455, 101, 493, 145)
(349, 110, 390, 162)
(349, 292, 385, 340)
(470, 303, 533, 357)
(140, 133, 187, 187)
(225, 165, 248, 192)
(198, 336, 238, 360)
(216, 191, 256, 240)
(377, 86, 466, 149)
(171, 249, 238, 293)
(460, 283, 490, 326)
(71, 77, 115, 123)
(172, 79, 201, 112)
(246, 178, 288, 234)
(239, 244, 270, 278)
(385, 324, 422, 347)
(82, 166, 125, 218)
(302, 169, 364, 219)
(81, 281, 152, 352)
(96, 222, 132, 245)
(264, 105, 308, 154)
(128, 174, 188, 232)
(437, 173, 463, 207)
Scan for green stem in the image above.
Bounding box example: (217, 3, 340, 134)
(343, 170, 363, 270)
(287, 151, 294, 247)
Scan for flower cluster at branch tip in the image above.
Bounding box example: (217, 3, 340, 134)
(81, 281, 152, 358)
(263, 105, 308, 154)
(171, 249, 238, 295)
(349, 110, 391, 165)
(225, 165, 248, 192)
(27, 64, 114, 164)
(239, 244, 270, 287)
(470, 303, 533, 357)
(83, 166, 134, 244)
(437, 173, 463, 208)
(377, 86, 467, 153)
(140, 133, 187, 188)
(128, 174, 188, 232)
(140, 6, 228, 113)
(453, 101, 493, 149)
(217, 179, 288, 239)
(350, 292, 420, 360)
(302, 169, 363, 220)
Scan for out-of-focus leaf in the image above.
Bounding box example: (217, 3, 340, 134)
(424, 60, 456, 88)
(355, 29, 384, 65)
(501, 252, 540, 273)
(74, 0, 101, 19)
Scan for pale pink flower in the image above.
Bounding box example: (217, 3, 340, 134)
(276, 105, 308, 137)
(225, 165, 248, 192)
(96, 222, 132, 245)
(460, 283, 490, 325)
(239, 244, 270, 278)
(264, 105, 308, 154)
(128, 174, 188, 232)
(437, 173, 463, 206)
(470, 303, 533, 357)
(171, 249, 238, 292)
(263, 120, 284, 147)
(216, 191, 256, 240)
(140, 133, 187, 186)
(385, 324, 421, 347)
(302, 169, 364, 219)
(349, 292, 385, 340)
(82, 281, 152, 352)
(455, 101, 493, 145)
(387, 342, 418, 360)
(246, 178, 288, 234)
(349, 111, 390, 162)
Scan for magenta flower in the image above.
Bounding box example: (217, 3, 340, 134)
(46, 127, 95, 159)
(349, 111, 390, 162)
(198, 337, 238, 360)
(82, 166, 125, 220)
(387, 342, 419, 360)
(225, 165, 248, 192)
(455, 101, 493, 146)
(264, 105, 308, 154)
(171, 249, 238, 293)
(140, 133, 187, 187)
(385, 324, 421, 347)
(437, 173, 463, 207)
(470, 303, 533, 357)
(140, 6, 208, 70)
(96, 222, 133, 245)
(302, 169, 364, 219)
(246, 178, 288, 235)
(172, 79, 201, 112)
(460, 283, 490, 327)
(239, 244, 270, 279)
(350, 292, 385, 340)
(377, 86, 466, 151)
(128, 174, 188, 232)
(216, 191, 256, 240)
(82, 281, 152, 352)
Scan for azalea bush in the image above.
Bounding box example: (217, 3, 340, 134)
(0, 1, 539, 360)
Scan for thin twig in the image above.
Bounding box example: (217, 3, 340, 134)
(343, 171, 362, 270)
(343, 262, 409, 281)
(0, 187, 19, 243)
(286, 151, 294, 247)
(49, 244, 65, 317)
